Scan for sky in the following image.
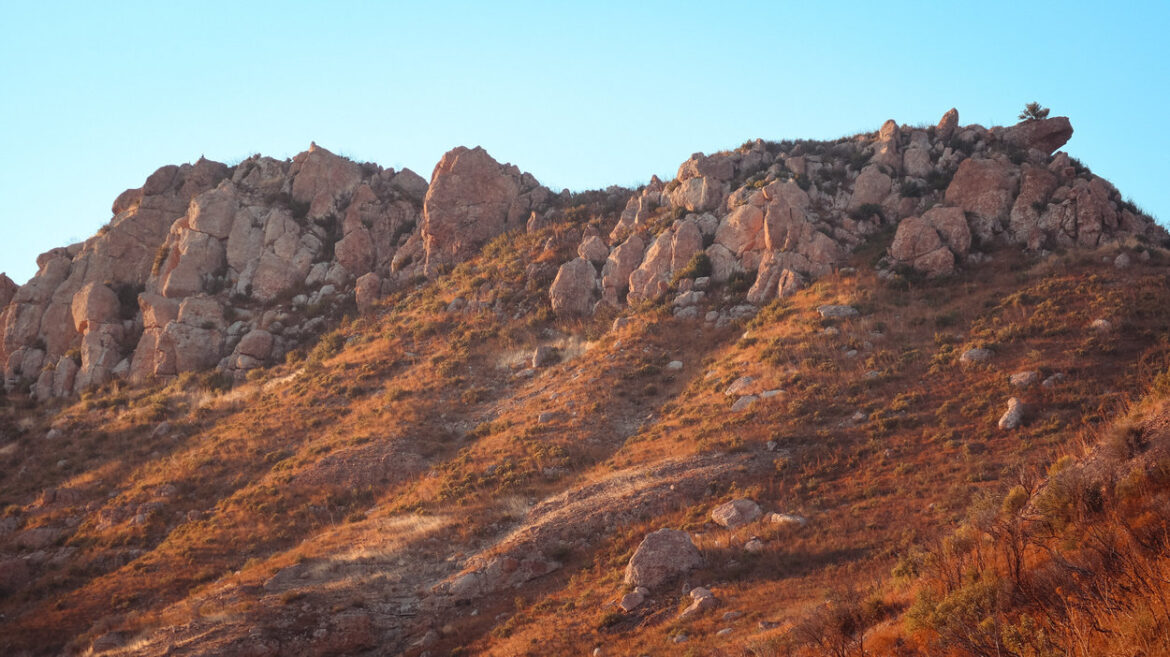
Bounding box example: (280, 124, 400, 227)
(1, 1, 1167, 284)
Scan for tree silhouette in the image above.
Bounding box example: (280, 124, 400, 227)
(1018, 102, 1050, 121)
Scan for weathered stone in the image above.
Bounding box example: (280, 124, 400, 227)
(289, 143, 363, 221)
(422, 146, 544, 275)
(848, 165, 892, 212)
(601, 233, 645, 306)
(624, 529, 703, 590)
(945, 158, 1019, 241)
(1001, 117, 1073, 155)
(960, 348, 993, 364)
(936, 108, 960, 141)
(578, 235, 610, 264)
(998, 397, 1025, 430)
(711, 499, 762, 529)
(818, 305, 858, 319)
(354, 272, 382, 314)
(550, 258, 598, 318)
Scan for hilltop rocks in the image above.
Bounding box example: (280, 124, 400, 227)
(1000, 116, 1073, 155)
(624, 529, 703, 590)
(549, 258, 598, 317)
(848, 165, 892, 212)
(937, 108, 960, 141)
(422, 146, 548, 276)
(289, 143, 363, 220)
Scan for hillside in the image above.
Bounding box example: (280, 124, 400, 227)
(2, 109, 1170, 657)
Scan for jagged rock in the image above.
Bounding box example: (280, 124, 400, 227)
(627, 220, 702, 304)
(872, 120, 901, 173)
(998, 397, 1025, 430)
(422, 146, 546, 276)
(936, 108, 960, 141)
(289, 143, 363, 220)
(550, 258, 598, 317)
(903, 147, 933, 178)
(711, 499, 762, 529)
(1000, 116, 1073, 155)
(624, 529, 703, 590)
(601, 233, 645, 306)
(619, 590, 645, 612)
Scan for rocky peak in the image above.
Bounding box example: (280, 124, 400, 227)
(421, 146, 550, 276)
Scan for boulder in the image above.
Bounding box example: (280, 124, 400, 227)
(936, 108, 960, 141)
(70, 283, 120, 334)
(354, 272, 382, 314)
(818, 305, 858, 319)
(422, 146, 546, 275)
(1000, 117, 1073, 155)
(711, 499, 762, 529)
(960, 348, 993, 364)
(578, 235, 610, 264)
(289, 143, 363, 220)
(549, 257, 598, 317)
(945, 158, 1019, 241)
(998, 397, 1025, 430)
(624, 529, 703, 590)
(848, 165, 892, 212)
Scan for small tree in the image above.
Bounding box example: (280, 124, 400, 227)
(1018, 102, 1050, 121)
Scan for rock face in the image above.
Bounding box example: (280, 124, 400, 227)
(4, 109, 1165, 399)
(2, 145, 431, 396)
(624, 529, 703, 590)
(421, 146, 549, 276)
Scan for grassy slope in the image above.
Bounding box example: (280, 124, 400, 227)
(1, 221, 1169, 656)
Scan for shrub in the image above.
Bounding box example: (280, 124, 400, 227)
(671, 253, 712, 283)
(1018, 101, 1050, 121)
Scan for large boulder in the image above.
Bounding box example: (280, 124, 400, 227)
(945, 158, 1019, 242)
(549, 257, 598, 317)
(289, 143, 363, 220)
(627, 219, 703, 304)
(624, 528, 703, 590)
(1000, 117, 1073, 155)
(848, 165, 892, 212)
(889, 206, 970, 277)
(711, 499, 763, 529)
(422, 146, 547, 276)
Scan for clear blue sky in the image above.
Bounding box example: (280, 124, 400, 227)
(2, 1, 1166, 284)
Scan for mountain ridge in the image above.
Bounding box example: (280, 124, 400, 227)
(2, 108, 1170, 656)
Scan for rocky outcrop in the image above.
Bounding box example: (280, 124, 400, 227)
(4, 109, 1165, 398)
(999, 116, 1073, 155)
(421, 146, 549, 276)
(3, 144, 431, 396)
